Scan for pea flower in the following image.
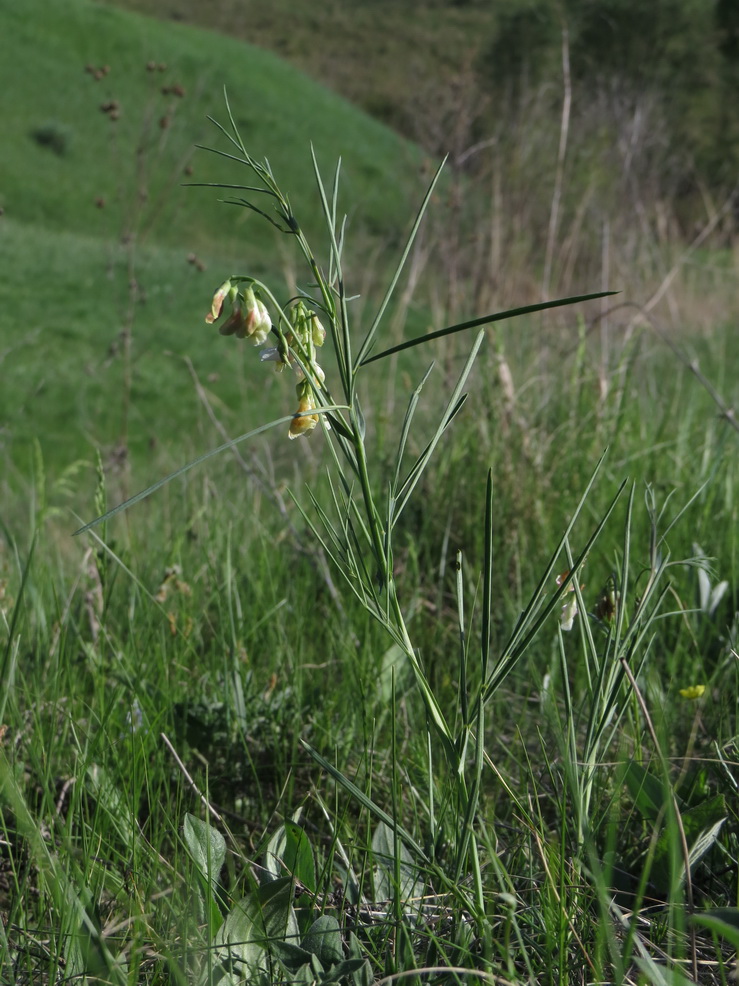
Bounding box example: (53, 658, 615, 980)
(207, 284, 272, 345)
(207, 280, 331, 440)
(218, 305, 248, 337)
(556, 568, 585, 632)
(205, 279, 233, 323)
(241, 287, 271, 345)
(289, 385, 319, 440)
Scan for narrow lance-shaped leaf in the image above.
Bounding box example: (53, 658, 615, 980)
(300, 741, 429, 863)
(481, 469, 494, 684)
(361, 291, 618, 366)
(390, 363, 435, 503)
(310, 146, 350, 394)
(392, 331, 484, 524)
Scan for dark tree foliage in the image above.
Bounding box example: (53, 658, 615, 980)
(570, 0, 708, 85)
(716, 0, 739, 62)
(478, 0, 739, 200)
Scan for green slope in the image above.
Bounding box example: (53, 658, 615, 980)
(0, 0, 428, 476)
(101, 0, 496, 138)
(0, 0, 421, 251)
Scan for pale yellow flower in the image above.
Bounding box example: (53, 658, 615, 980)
(242, 287, 272, 345)
(288, 394, 319, 440)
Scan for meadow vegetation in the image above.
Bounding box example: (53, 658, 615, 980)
(1, 1, 738, 984)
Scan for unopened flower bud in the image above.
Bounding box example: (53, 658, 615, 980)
(560, 594, 578, 632)
(205, 279, 232, 323)
(310, 314, 326, 347)
(243, 287, 272, 345)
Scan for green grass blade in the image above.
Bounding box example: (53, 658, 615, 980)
(73, 410, 344, 536)
(484, 466, 627, 702)
(310, 145, 350, 389)
(390, 363, 436, 501)
(360, 291, 618, 366)
(328, 156, 343, 284)
(392, 331, 484, 523)
(302, 483, 352, 567)
(456, 549, 468, 731)
(354, 157, 448, 369)
(300, 741, 429, 863)
(1, 534, 35, 705)
(453, 699, 485, 885)
(290, 492, 376, 614)
(481, 469, 494, 683)
(392, 395, 468, 527)
(657, 479, 710, 546)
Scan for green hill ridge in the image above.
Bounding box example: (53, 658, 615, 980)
(0, 0, 422, 251)
(0, 0, 428, 470)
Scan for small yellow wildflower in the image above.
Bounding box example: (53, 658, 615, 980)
(679, 684, 706, 700)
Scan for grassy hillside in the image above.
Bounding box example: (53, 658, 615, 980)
(0, 220, 250, 467)
(0, 0, 430, 476)
(0, 0, 421, 250)
(100, 0, 494, 138)
(102, 0, 739, 203)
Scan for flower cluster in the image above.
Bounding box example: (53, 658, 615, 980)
(206, 280, 272, 346)
(284, 300, 327, 440)
(206, 282, 328, 440)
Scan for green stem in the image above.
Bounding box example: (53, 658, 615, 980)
(351, 409, 388, 579)
(350, 405, 457, 763)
